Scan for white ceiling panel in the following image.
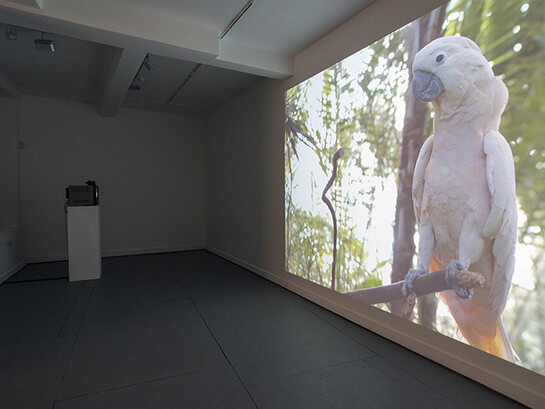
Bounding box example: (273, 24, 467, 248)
(122, 98, 210, 117)
(168, 63, 262, 112)
(0, 23, 113, 104)
(226, 0, 376, 54)
(101, 0, 250, 31)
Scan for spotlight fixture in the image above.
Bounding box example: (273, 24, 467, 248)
(128, 54, 153, 92)
(34, 32, 55, 52)
(5, 26, 17, 41)
(129, 77, 144, 91)
(143, 55, 153, 71)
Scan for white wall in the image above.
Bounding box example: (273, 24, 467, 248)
(0, 98, 20, 230)
(20, 96, 205, 261)
(204, 0, 543, 406)
(0, 98, 25, 281)
(205, 79, 285, 274)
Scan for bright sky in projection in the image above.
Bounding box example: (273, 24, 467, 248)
(290, 46, 404, 285)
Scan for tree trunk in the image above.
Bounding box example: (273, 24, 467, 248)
(390, 6, 447, 321)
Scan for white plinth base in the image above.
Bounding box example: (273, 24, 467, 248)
(67, 205, 102, 282)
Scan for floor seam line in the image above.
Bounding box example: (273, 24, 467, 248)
(53, 363, 232, 403)
(306, 306, 381, 356)
(245, 356, 369, 388)
(187, 295, 259, 409)
(53, 280, 97, 402)
(362, 354, 463, 405)
(57, 281, 85, 338)
(163, 253, 192, 299)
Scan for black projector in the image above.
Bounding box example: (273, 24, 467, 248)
(66, 181, 99, 206)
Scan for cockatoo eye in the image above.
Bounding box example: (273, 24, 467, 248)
(435, 52, 447, 65)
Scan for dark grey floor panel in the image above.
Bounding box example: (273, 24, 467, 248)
(305, 303, 526, 408)
(0, 337, 74, 409)
(0, 251, 526, 408)
(58, 280, 96, 338)
(87, 255, 188, 315)
(248, 356, 459, 409)
(54, 366, 256, 409)
(57, 298, 227, 399)
(0, 279, 83, 345)
(192, 285, 375, 386)
(165, 250, 268, 295)
(101, 253, 172, 276)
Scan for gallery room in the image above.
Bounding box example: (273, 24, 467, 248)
(0, 0, 543, 407)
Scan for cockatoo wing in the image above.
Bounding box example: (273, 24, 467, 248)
(413, 135, 434, 225)
(483, 130, 517, 315)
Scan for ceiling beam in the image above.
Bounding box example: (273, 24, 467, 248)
(3, 0, 43, 10)
(100, 48, 147, 117)
(0, 72, 21, 99)
(0, 1, 293, 79)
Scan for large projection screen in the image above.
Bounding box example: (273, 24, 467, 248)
(285, 0, 545, 395)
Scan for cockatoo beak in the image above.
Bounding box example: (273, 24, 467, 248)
(412, 70, 445, 102)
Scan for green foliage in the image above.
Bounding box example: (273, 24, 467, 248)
(358, 30, 408, 178)
(285, 84, 316, 159)
(287, 207, 332, 286)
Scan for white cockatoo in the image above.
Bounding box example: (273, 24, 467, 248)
(406, 35, 518, 362)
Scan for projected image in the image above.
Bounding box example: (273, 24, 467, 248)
(285, 0, 545, 375)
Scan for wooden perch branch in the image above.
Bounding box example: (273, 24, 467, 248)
(344, 269, 486, 305)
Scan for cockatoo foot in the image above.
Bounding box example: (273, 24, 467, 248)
(402, 267, 427, 300)
(446, 260, 473, 299)
(401, 268, 427, 317)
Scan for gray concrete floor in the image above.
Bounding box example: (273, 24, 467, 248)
(0, 250, 526, 408)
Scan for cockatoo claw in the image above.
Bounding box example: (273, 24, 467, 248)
(446, 260, 473, 299)
(401, 268, 427, 318)
(454, 286, 473, 299)
(402, 268, 427, 300)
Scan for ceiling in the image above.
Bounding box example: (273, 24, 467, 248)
(0, 0, 375, 117)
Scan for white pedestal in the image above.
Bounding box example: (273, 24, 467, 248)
(67, 205, 102, 282)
